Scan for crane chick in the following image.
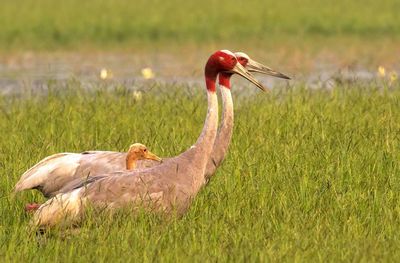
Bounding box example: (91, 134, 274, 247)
(25, 143, 162, 212)
(126, 143, 162, 170)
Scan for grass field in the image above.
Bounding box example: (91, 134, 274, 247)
(1, 0, 400, 260)
(1, 82, 399, 261)
(1, 0, 399, 50)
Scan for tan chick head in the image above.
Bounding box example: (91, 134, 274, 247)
(126, 143, 162, 170)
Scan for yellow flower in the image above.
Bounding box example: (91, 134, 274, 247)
(141, 67, 155, 79)
(377, 66, 386, 77)
(389, 71, 398, 84)
(132, 91, 142, 101)
(100, 68, 113, 80)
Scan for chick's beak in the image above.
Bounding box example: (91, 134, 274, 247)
(246, 58, 291, 79)
(227, 62, 267, 91)
(145, 151, 162, 162)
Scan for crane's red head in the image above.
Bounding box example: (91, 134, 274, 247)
(205, 50, 237, 74)
(205, 50, 264, 92)
(236, 52, 250, 67)
(219, 52, 250, 88)
(205, 50, 239, 92)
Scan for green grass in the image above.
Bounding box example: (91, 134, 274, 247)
(1, 0, 400, 49)
(1, 82, 400, 261)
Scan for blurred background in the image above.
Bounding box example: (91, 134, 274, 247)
(0, 0, 399, 93)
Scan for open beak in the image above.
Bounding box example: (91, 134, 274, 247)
(145, 151, 162, 162)
(227, 63, 267, 91)
(246, 58, 291, 80)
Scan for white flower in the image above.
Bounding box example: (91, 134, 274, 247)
(100, 68, 113, 80)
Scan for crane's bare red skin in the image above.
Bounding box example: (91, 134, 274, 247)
(218, 55, 249, 88)
(205, 50, 238, 92)
(25, 203, 41, 212)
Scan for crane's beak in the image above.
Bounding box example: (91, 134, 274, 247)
(246, 58, 291, 79)
(144, 151, 162, 162)
(227, 62, 267, 91)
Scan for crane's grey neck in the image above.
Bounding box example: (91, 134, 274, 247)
(178, 89, 218, 192)
(204, 85, 233, 181)
(193, 90, 218, 150)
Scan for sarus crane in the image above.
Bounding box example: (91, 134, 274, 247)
(31, 50, 267, 228)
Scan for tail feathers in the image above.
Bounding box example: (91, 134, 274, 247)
(14, 153, 81, 195)
(13, 181, 33, 194)
(13, 178, 44, 197)
(14, 178, 44, 194)
(31, 188, 85, 228)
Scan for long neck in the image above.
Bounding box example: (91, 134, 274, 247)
(193, 91, 218, 150)
(204, 74, 233, 181)
(186, 88, 219, 168)
(175, 72, 219, 192)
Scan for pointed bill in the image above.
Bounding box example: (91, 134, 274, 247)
(246, 58, 291, 79)
(145, 151, 162, 162)
(227, 62, 267, 91)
